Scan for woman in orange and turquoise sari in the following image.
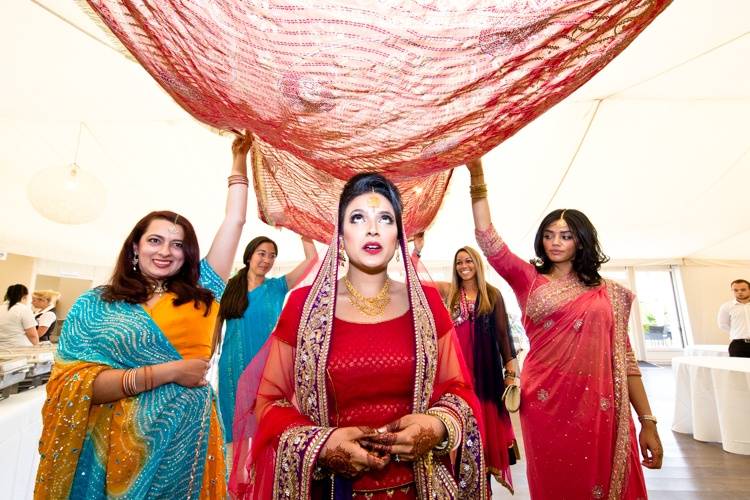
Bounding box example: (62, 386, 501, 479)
(34, 133, 252, 499)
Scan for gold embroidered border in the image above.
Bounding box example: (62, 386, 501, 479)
(294, 239, 338, 425)
(474, 224, 505, 257)
(403, 241, 438, 415)
(428, 393, 488, 500)
(526, 274, 588, 325)
(626, 349, 641, 377)
(605, 280, 634, 500)
(272, 425, 335, 500)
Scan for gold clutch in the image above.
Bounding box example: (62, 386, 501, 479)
(502, 384, 521, 413)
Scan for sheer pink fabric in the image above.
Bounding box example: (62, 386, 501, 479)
(230, 284, 483, 498)
(477, 227, 646, 500)
(86, 0, 670, 240)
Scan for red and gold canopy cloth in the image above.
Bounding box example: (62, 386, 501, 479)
(86, 0, 671, 241)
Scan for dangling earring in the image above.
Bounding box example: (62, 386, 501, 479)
(338, 238, 347, 266)
(396, 251, 400, 263)
(132, 254, 139, 272)
(531, 256, 544, 267)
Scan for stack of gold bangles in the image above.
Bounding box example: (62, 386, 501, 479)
(122, 368, 139, 397)
(121, 366, 154, 397)
(228, 174, 249, 187)
(470, 182, 487, 201)
(426, 407, 461, 456)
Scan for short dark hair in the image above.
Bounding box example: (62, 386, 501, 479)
(533, 209, 609, 287)
(337, 173, 404, 239)
(4, 284, 28, 309)
(731, 279, 750, 288)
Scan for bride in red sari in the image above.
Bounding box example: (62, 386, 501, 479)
(466, 158, 663, 499)
(230, 173, 487, 499)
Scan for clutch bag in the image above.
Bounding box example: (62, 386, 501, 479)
(502, 384, 520, 413)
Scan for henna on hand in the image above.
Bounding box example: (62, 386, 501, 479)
(319, 445, 358, 478)
(357, 426, 377, 437)
(359, 440, 392, 455)
(411, 426, 439, 458)
(385, 419, 401, 433)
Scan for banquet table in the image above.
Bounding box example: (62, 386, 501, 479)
(683, 344, 729, 357)
(672, 356, 750, 455)
(0, 386, 46, 499)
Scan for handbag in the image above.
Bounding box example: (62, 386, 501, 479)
(502, 384, 521, 413)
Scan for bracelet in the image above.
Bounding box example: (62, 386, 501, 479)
(426, 408, 460, 456)
(227, 174, 249, 187)
(144, 365, 153, 392)
(121, 368, 139, 397)
(638, 414, 658, 425)
(470, 183, 488, 201)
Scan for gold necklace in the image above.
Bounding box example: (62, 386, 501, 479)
(344, 277, 391, 317)
(153, 282, 168, 297)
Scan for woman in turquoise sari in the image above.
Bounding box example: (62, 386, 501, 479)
(35, 133, 252, 499)
(217, 235, 317, 447)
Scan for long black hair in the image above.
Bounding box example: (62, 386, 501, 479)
(337, 173, 404, 239)
(533, 209, 609, 287)
(219, 236, 279, 320)
(4, 284, 28, 309)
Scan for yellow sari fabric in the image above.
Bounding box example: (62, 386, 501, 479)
(36, 361, 109, 498)
(143, 293, 227, 498)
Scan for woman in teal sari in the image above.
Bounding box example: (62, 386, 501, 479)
(35, 134, 252, 499)
(217, 235, 318, 446)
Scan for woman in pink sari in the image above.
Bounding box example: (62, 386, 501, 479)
(466, 158, 663, 499)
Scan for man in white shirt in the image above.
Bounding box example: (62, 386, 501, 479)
(717, 279, 750, 357)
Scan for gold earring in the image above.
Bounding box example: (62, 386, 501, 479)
(338, 239, 346, 265)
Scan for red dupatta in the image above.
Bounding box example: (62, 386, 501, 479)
(231, 226, 488, 499)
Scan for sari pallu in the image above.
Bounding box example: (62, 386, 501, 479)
(476, 225, 646, 500)
(35, 260, 226, 500)
(230, 233, 488, 500)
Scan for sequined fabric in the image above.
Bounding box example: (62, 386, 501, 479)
(480, 242, 648, 499)
(83, 1, 671, 241)
(35, 259, 226, 499)
(219, 276, 288, 442)
(232, 229, 488, 498)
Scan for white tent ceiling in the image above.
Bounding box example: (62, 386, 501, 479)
(1, 0, 748, 268)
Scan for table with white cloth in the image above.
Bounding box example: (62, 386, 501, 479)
(672, 356, 750, 455)
(683, 344, 729, 357)
(0, 386, 46, 500)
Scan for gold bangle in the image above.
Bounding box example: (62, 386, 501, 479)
(470, 184, 488, 201)
(638, 414, 658, 425)
(426, 408, 459, 456)
(470, 183, 487, 195)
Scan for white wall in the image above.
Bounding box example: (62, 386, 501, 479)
(680, 261, 750, 345)
(0, 253, 36, 297)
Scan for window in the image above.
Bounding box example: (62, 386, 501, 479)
(634, 269, 685, 349)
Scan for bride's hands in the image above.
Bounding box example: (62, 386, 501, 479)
(318, 426, 390, 478)
(359, 414, 446, 462)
